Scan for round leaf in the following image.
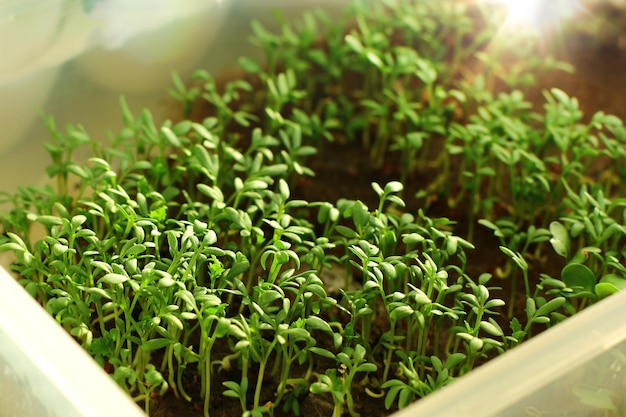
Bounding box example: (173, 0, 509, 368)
(600, 274, 626, 290)
(561, 263, 595, 293)
(595, 283, 619, 299)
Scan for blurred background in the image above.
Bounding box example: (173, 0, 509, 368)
(0, 0, 624, 191)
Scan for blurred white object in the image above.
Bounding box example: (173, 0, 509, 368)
(0, 0, 64, 154)
(0, 0, 230, 155)
(0, 0, 63, 78)
(74, 0, 230, 93)
(0, 67, 59, 154)
(0, 0, 98, 154)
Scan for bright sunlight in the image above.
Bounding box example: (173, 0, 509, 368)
(496, 0, 581, 30)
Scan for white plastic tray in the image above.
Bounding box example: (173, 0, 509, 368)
(393, 288, 626, 417)
(0, 266, 146, 417)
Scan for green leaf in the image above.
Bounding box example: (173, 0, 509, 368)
(215, 317, 231, 338)
(484, 298, 505, 309)
(258, 289, 282, 307)
(390, 305, 414, 320)
(383, 383, 404, 409)
(384, 181, 403, 194)
(0, 242, 27, 253)
(402, 233, 424, 244)
(309, 347, 336, 360)
(67, 164, 91, 179)
(36, 215, 64, 227)
(100, 273, 129, 285)
(371, 182, 384, 197)
(52, 243, 70, 256)
(480, 320, 503, 337)
(158, 276, 176, 288)
(366, 50, 383, 69)
(595, 283, 619, 299)
(145, 366, 166, 390)
(239, 56, 261, 73)
(223, 380, 244, 398)
(500, 246, 527, 271)
(141, 338, 174, 351)
(161, 126, 182, 147)
(309, 381, 331, 394)
(225, 259, 250, 280)
(444, 353, 467, 370)
(78, 286, 111, 300)
(573, 384, 617, 410)
(356, 363, 377, 373)
(469, 337, 484, 352)
(344, 34, 363, 53)
(550, 88, 572, 106)
(197, 184, 224, 203)
(534, 297, 566, 318)
(386, 195, 406, 207)
(549, 221, 569, 258)
(175, 290, 196, 310)
(162, 313, 183, 331)
(561, 263, 595, 293)
(525, 297, 536, 318)
(335, 225, 358, 238)
(599, 274, 626, 290)
(306, 316, 332, 333)
(278, 178, 290, 201)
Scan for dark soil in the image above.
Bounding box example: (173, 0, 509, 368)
(147, 8, 626, 417)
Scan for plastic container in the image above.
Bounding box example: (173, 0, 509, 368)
(3, 258, 625, 417)
(0, 0, 63, 155)
(1, 1, 624, 416)
(0, 266, 146, 417)
(0, 0, 230, 191)
(0, 0, 353, 193)
(74, 0, 229, 93)
(0, 2, 231, 414)
(392, 288, 626, 417)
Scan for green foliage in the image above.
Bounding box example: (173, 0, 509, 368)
(1, 0, 626, 416)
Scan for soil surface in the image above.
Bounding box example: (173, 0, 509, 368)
(149, 8, 626, 417)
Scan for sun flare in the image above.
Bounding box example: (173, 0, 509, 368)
(489, 0, 581, 32)
(501, 0, 544, 26)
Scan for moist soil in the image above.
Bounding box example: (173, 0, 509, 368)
(147, 15, 626, 417)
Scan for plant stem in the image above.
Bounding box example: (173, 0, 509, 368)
(254, 340, 277, 408)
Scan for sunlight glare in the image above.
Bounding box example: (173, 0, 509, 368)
(492, 0, 580, 31)
(502, 0, 543, 26)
